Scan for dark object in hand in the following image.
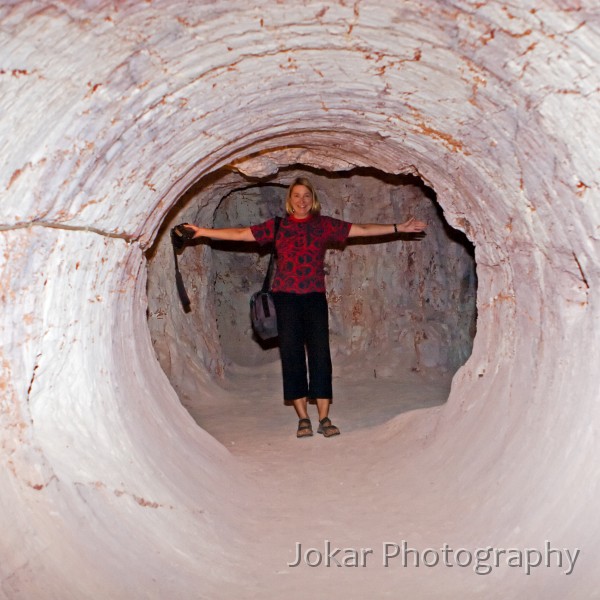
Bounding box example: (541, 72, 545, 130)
(171, 223, 195, 248)
(170, 224, 192, 311)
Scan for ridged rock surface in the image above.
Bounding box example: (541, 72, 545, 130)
(1, 1, 598, 598)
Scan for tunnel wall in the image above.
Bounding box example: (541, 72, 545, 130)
(1, 1, 599, 598)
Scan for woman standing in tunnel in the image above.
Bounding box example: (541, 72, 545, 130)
(182, 177, 427, 438)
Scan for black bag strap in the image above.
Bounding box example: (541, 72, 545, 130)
(261, 216, 282, 293)
(171, 230, 191, 312)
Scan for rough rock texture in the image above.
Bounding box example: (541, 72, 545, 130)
(1, 1, 599, 598)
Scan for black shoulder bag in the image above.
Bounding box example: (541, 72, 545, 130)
(250, 217, 281, 340)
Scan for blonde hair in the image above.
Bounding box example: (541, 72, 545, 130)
(285, 177, 322, 216)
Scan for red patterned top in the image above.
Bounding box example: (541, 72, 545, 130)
(251, 214, 352, 293)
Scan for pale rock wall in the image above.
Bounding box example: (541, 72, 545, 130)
(1, 1, 599, 598)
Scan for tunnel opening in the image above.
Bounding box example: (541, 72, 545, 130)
(146, 163, 477, 436)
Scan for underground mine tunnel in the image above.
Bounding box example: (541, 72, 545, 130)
(1, 1, 598, 599)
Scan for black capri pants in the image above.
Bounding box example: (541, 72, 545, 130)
(272, 292, 332, 401)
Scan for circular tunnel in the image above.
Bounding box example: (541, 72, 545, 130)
(1, 2, 599, 599)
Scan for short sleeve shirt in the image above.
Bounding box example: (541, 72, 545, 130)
(251, 214, 352, 293)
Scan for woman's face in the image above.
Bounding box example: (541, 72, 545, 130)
(289, 184, 313, 219)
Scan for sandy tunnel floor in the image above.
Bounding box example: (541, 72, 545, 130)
(183, 363, 456, 597)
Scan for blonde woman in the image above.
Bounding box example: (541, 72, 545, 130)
(183, 177, 427, 438)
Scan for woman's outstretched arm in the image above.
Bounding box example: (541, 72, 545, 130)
(181, 223, 256, 242)
(348, 217, 427, 238)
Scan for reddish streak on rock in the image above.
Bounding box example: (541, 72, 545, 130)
(505, 28, 533, 38)
(417, 122, 467, 154)
(135, 495, 160, 508)
(352, 300, 363, 324)
(7, 168, 22, 190)
(481, 29, 496, 45)
(576, 181, 590, 196)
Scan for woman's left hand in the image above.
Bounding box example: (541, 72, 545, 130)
(399, 217, 427, 233)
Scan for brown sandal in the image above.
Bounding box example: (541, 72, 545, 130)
(317, 417, 340, 437)
(296, 418, 313, 438)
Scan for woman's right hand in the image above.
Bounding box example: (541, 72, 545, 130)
(176, 224, 255, 242)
